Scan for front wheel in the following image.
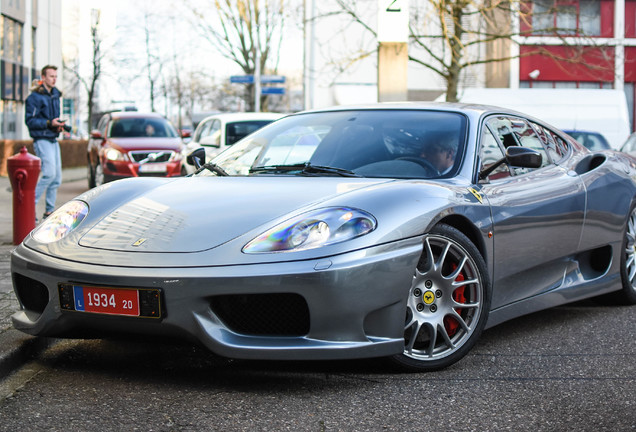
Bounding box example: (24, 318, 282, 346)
(390, 224, 491, 371)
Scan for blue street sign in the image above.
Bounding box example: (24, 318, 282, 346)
(230, 75, 286, 84)
(261, 87, 286, 95)
(230, 75, 254, 84)
(261, 75, 286, 84)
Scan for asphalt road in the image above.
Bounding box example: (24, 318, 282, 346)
(0, 299, 633, 431)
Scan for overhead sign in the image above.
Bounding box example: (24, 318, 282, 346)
(230, 75, 254, 84)
(261, 87, 285, 95)
(377, 0, 409, 43)
(261, 75, 286, 84)
(230, 75, 286, 84)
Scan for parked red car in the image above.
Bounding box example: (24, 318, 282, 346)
(87, 112, 185, 187)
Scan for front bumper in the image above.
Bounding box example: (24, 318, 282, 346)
(11, 238, 422, 360)
(103, 160, 182, 178)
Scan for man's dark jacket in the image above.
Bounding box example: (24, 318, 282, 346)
(25, 85, 61, 141)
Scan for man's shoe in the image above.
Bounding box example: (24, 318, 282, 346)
(43, 211, 53, 219)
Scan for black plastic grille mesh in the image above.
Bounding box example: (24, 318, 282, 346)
(210, 293, 310, 336)
(13, 273, 48, 314)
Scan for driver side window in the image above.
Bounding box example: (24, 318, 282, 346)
(479, 126, 511, 181)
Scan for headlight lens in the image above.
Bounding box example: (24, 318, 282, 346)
(105, 148, 126, 161)
(243, 207, 376, 253)
(32, 200, 89, 243)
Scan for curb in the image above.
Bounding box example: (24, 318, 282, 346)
(0, 329, 57, 378)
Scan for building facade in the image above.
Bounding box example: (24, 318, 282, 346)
(0, 0, 62, 140)
(514, 0, 636, 130)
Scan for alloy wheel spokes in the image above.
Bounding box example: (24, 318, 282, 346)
(404, 233, 484, 361)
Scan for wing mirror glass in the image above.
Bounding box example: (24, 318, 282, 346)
(506, 146, 542, 168)
(187, 147, 206, 169)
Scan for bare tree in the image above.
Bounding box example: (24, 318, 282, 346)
(64, 9, 104, 129)
(325, 0, 610, 102)
(190, 0, 286, 111)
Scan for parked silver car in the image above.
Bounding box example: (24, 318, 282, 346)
(11, 103, 636, 371)
(180, 112, 283, 175)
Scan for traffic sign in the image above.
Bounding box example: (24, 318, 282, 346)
(261, 75, 286, 84)
(230, 75, 286, 84)
(261, 87, 286, 95)
(230, 75, 254, 84)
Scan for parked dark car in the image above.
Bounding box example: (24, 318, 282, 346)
(563, 130, 611, 151)
(13, 102, 636, 371)
(87, 112, 185, 188)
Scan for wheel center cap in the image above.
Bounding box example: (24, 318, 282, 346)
(422, 290, 435, 305)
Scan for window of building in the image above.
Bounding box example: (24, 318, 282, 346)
(31, 26, 35, 68)
(1, 15, 24, 63)
(520, 80, 613, 88)
(531, 0, 601, 36)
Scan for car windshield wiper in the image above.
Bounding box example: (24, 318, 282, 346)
(195, 162, 229, 176)
(250, 162, 360, 177)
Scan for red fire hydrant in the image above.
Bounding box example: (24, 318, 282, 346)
(8, 147, 41, 245)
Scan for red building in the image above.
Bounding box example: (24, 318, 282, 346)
(517, 0, 636, 130)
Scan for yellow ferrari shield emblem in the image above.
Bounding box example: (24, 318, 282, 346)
(468, 187, 483, 203)
(423, 290, 435, 304)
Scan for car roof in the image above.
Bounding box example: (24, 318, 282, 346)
(297, 101, 495, 115)
(108, 111, 168, 120)
(199, 112, 285, 124)
(294, 101, 564, 131)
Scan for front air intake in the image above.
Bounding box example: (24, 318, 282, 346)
(12, 273, 49, 315)
(210, 293, 310, 336)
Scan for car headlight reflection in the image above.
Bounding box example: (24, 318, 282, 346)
(32, 200, 89, 243)
(243, 207, 376, 253)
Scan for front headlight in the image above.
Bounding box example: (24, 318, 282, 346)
(32, 200, 89, 243)
(105, 148, 126, 161)
(243, 207, 376, 253)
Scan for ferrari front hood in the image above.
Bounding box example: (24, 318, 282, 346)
(78, 176, 389, 253)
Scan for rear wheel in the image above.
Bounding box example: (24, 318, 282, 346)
(618, 204, 636, 304)
(390, 224, 491, 371)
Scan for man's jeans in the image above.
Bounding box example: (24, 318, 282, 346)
(33, 139, 62, 214)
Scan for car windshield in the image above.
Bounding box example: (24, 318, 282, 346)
(204, 110, 467, 179)
(109, 117, 178, 138)
(226, 120, 275, 145)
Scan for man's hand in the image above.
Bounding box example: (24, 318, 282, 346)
(51, 118, 65, 132)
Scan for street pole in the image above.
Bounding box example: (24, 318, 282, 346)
(377, 0, 409, 102)
(254, 13, 262, 112)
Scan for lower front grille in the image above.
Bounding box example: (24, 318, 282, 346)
(13, 273, 49, 315)
(210, 293, 310, 336)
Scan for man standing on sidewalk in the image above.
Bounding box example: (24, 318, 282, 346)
(25, 65, 66, 220)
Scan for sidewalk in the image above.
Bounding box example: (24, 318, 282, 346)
(0, 167, 87, 377)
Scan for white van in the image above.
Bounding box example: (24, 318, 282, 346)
(450, 88, 631, 149)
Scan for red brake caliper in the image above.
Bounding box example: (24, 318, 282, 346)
(444, 263, 466, 337)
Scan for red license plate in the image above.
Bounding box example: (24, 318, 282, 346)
(74, 285, 140, 316)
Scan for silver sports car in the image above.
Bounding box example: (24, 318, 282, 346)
(11, 103, 636, 371)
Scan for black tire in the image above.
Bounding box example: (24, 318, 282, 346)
(617, 203, 636, 304)
(87, 158, 96, 189)
(390, 224, 491, 371)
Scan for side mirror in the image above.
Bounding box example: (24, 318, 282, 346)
(90, 130, 103, 139)
(187, 147, 206, 169)
(506, 146, 542, 168)
(478, 146, 542, 180)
